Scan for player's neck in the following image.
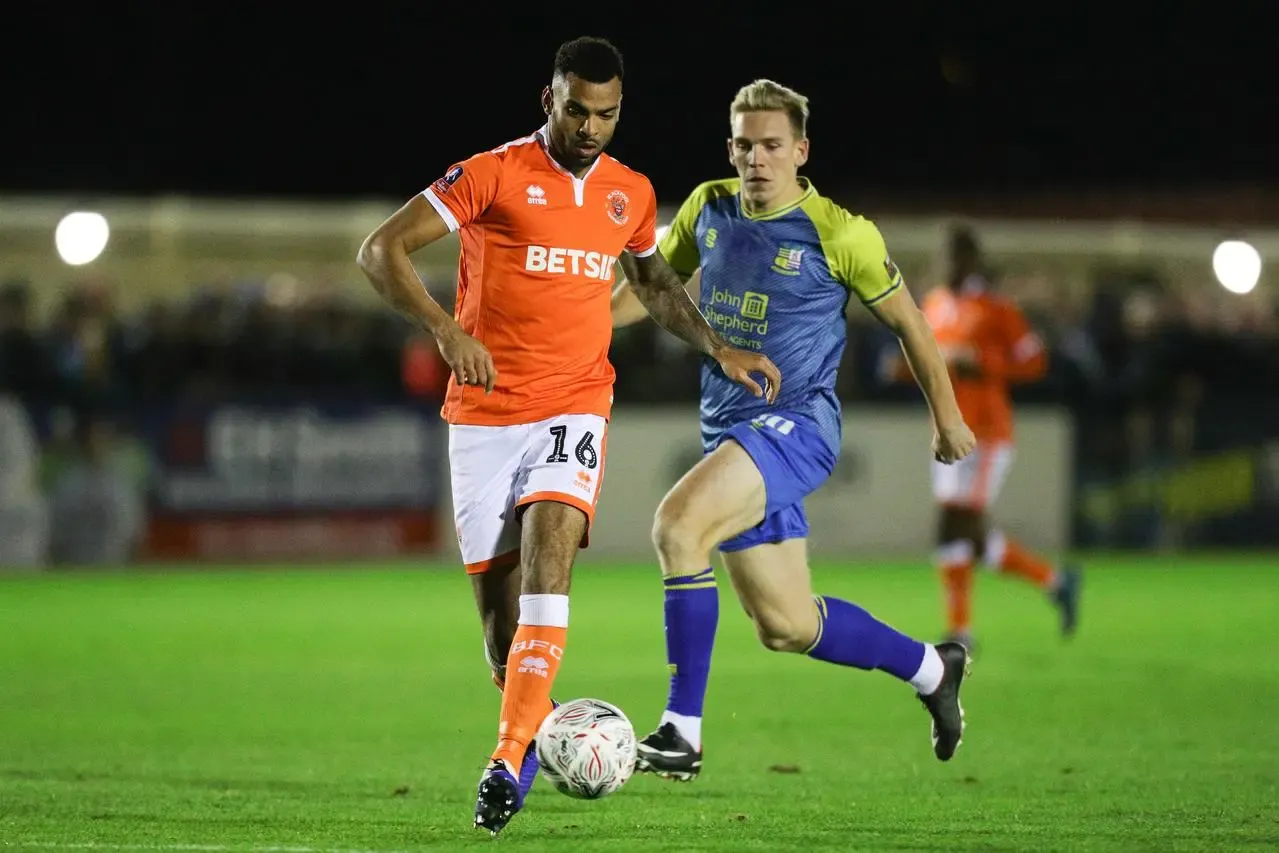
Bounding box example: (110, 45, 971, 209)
(549, 146, 592, 179)
(741, 179, 806, 217)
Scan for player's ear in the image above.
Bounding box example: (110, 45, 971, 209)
(796, 137, 810, 168)
(725, 138, 735, 165)
(541, 86, 552, 115)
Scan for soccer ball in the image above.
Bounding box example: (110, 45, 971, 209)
(535, 698, 637, 799)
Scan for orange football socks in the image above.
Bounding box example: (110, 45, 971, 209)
(490, 594, 569, 773)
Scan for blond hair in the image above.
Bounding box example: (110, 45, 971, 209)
(730, 79, 809, 138)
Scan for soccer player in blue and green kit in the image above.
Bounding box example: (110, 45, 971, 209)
(612, 79, 978, 779)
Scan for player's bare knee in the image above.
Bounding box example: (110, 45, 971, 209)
(940, 506, 985, 556)
(520, 547, 574, 594)
(939, 507, 967, 544)
(750, 602, 818, 654)
(957, 510, 987, 557)
(753, 615, 812, 653)
(519, 500, 586, 595)
(651, 499, 711, 576)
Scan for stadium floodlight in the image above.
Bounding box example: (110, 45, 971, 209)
(55, 211, 110, 266)
(1211, 240, 1261, 295)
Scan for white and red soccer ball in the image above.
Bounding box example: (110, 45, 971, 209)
(534, 698, 637, 799)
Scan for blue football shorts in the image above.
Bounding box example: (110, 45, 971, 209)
(705, 410, 837, 552)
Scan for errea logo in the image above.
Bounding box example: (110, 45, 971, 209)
(526, 185, 547, 205)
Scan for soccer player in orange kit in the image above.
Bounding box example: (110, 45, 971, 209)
(356, 36, 780, 836)
(909, 225, 1081, 650)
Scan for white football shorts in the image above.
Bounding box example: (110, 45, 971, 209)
(449, 413, 607, 574)
(931, 440, 1015, 510)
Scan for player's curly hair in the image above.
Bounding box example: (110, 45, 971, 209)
(731, 79, 809, 138)
(553, 37, 625, 85)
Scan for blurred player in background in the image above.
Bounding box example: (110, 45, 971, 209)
(900, 225, 1082, 650)
(357, 37, 778, 836)
(612, 80, 976, 781)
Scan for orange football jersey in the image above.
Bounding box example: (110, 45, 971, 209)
(423, 126, 658, 426)
(920, 276, 1048, 442)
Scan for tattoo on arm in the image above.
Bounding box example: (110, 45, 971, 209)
(618, 252, 726, 357)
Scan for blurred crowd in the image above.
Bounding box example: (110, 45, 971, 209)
(1, 253, 1276, 566)
(616, 264, 1279, 472)
(0, 276, 418, 569)
(6, 267, 1274, 412)
(0, 277, 411, 407)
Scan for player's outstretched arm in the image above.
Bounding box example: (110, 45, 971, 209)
(611, 268, 700, 329)
(869, 288, 975, 463)
(616, 252, 724, 354)
(357, 196, 496, 392)
(618, 252, 780, 402)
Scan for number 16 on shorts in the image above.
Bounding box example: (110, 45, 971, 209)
(449, 413, 609, 573)
(534, 415, 605, 508)
(545, 423, 600, 469)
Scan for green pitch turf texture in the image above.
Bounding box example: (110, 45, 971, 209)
(2, 556, 1277, 852)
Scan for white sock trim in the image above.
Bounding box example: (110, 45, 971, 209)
(984, 529, 1008, 569)
(518, 593, 570, 628)
(910, 644, 945, 695)
(660, 710, 703, 752)
(937, 539, 975, 566)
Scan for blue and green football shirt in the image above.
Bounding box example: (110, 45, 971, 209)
(659, 177, 904, 452)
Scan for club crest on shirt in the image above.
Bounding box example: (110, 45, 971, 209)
(770, 246, 805, 276)
(431, 165, 464, 196)
(606, 189, 630, 225)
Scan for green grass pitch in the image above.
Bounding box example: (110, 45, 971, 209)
(2, 556, 1277, 851)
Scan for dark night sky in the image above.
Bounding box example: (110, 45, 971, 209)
(5, 5, 1276, 203)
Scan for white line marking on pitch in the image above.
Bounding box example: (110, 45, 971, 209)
(5, 843, 412, 853)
